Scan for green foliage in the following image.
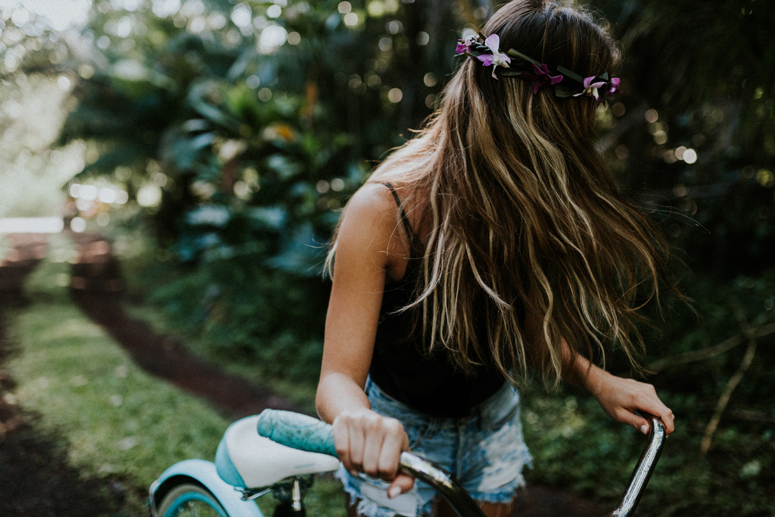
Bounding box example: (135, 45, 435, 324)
(144, 255, 329, 382)
(592, 0, 775, 277)
(49, 0, 470, 366)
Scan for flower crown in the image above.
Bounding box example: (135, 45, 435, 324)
(456, 34, 620, 102)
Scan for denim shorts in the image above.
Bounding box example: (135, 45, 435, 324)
(335, 378, 532, 517)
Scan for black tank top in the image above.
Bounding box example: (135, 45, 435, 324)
(369, 184, 506, 418)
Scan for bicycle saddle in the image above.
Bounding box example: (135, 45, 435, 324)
(215, 415, 341, 489)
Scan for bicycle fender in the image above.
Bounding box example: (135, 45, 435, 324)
(150, 459, 263, 517)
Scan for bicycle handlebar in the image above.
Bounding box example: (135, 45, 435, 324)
(608, 414, 666, 517)
(256, 410, 666, 517)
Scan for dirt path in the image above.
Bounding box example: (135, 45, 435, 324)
(67, 232, 299, 418)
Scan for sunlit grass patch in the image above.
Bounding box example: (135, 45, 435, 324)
(6, 288, 231, 487)
(9, 256, 216, 480)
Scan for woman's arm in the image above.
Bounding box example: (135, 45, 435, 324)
(524, 310, 675, 435)
(316, 183, 415, 497)
(563, 346, 676, 435)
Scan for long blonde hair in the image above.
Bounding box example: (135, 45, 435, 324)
(328, 0, 677, 385)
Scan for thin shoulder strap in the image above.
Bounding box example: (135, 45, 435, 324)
(382, 182, 416, 240)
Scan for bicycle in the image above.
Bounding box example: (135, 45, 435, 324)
(148, 409, 666, 517)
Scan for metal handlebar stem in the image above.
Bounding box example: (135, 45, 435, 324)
(607, 416, 667, 517)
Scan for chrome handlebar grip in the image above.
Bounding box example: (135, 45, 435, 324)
(607, 415, 667, 517)
(398, 452, 486, 517)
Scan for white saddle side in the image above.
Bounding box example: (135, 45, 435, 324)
(224, 415, 341, 488)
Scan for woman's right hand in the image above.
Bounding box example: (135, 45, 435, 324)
(332, 408, 415, 498)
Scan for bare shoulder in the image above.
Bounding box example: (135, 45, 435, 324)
(338, 182, 399, 237)
(335, 182, 409, 278)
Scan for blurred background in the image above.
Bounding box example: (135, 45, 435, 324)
(0, 0, 773, 515)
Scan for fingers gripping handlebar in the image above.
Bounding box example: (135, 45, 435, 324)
(256, 410, 487, 517)
(255, 410, 666, 517)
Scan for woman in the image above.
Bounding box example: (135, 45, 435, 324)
(317, 1, 676, 516)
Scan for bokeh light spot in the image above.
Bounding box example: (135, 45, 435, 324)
(388, 88, 403, 103)
(387, 20, 401, 34)
(57, 76, 71, 91)
(231, 3, 252, 28)
(81, 185, 98, 201)
(378, 37, 392, 51)
(70, 217, 86, 233)
(757, 169, 774, 187)
(246, 75, 261, 89)
(115, 190, 129, 204)
(137, 185, 162, 207)
(259, 24, 287, 51)
(344, 12, 359, 26)
(99, 188, 117, 203)
(78, 64, 94, 79)
(367, 1, 386, 17)
(267, 5, 282, 18)
(461, 27, 477, 40)
(287, 31, 301, 45)
(331, 178, 345, 192)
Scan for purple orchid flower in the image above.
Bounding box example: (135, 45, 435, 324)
(574, 76, 608, 101)
(455, 35, 477, 55)
(476, 34, 511, 79)
(520, 63, 563, 94)
(607, 77, 621, 96)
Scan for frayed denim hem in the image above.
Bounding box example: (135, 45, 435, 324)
(335, 466, 421, 517)
(468, 473, 528, 505)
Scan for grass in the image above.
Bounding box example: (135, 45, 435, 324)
(3, 234, 345, 517)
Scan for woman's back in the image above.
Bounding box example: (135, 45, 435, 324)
(369, 183, 507, 418)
